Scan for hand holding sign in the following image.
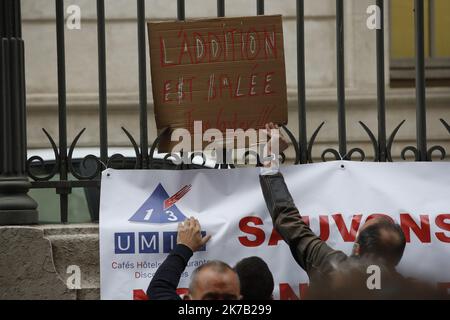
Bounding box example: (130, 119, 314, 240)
(265, 122, 289, 153)
(263, 122, 289, 167)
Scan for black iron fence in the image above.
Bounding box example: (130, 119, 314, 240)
(1, 0, 449, 225)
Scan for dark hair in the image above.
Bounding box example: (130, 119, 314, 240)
(234, 256, 274, 300)
(357, 220, 406, 266)
(189, 260, 237, 294)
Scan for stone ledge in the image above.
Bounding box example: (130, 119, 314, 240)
(21, 0, 336, 21)
(25, 87, 450, 111)
(0, 224, 100, 300)
(39, 223, 99, 236)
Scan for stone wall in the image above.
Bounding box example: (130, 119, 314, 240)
(0, 225, 100, 300)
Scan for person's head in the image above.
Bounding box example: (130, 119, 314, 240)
(187, 260, 241, 300)
(352, 216, 406, 267)
(234, 256, 274, 300)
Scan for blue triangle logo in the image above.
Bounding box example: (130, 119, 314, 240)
(128, 183, 188, 224)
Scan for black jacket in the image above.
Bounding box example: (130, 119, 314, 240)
(146, 244, 193, 300)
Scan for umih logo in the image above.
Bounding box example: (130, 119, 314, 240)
(128, 183, 191, 224)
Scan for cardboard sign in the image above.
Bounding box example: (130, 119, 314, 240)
(148, 15, 288, 151)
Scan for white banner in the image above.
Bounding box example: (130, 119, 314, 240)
(99, 161, 450, 300)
